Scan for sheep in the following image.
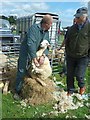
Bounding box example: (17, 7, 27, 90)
(28, 40, 52, 82)
(0, 51, 7, 68)
(55, 47, 65, 63)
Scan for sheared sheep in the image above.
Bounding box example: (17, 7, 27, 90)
(29, 40, 52, 81)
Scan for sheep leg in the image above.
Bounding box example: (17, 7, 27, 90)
(35, 78, 46, 87)
(35, 68, 43, 73)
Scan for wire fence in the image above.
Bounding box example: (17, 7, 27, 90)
(0, 42, 65, 80)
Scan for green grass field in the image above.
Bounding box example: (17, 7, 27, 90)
(1, 66, 90, 119)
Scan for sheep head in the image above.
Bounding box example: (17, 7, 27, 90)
(40, 40, 50, 48)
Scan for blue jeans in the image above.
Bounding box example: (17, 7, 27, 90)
(15, 57, 27, 93)
(66, 55, 88, 93)
(15, 43, 30, 93)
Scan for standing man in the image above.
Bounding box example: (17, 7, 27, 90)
(14, 14, 53, 98)
(65, 7, 90, 95)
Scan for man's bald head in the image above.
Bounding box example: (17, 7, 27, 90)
(41, 14, 53, 31)
(41, 14, 53, 24)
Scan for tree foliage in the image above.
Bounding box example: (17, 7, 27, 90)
(8, 16, 16, 25)
(0, 15, 17, 25)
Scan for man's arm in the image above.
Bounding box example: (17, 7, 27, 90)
(27, 25, 39, 66)
(27, 26, 37, 59)
(59, 28, 70, 50)
(59, 39, 65, 49)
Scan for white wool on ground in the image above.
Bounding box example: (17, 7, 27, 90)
(53, 90, 86, 113)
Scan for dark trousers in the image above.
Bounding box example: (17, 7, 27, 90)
(15, 45, 30, 93)
(15, 57, 27, 93)
(66, 55, 88, 93)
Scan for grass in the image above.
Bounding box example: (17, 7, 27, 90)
(2, 93, 89, 119)
(1, 66, 90, 119)
(2, 93, 53, 119)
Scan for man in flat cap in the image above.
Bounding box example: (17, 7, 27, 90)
(65, 7, 90, 96)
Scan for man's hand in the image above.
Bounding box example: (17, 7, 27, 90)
(33, 58, 40, 67)
(38, 55, 45, 65)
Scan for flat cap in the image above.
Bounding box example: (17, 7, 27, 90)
(74, 7, 88, 17)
